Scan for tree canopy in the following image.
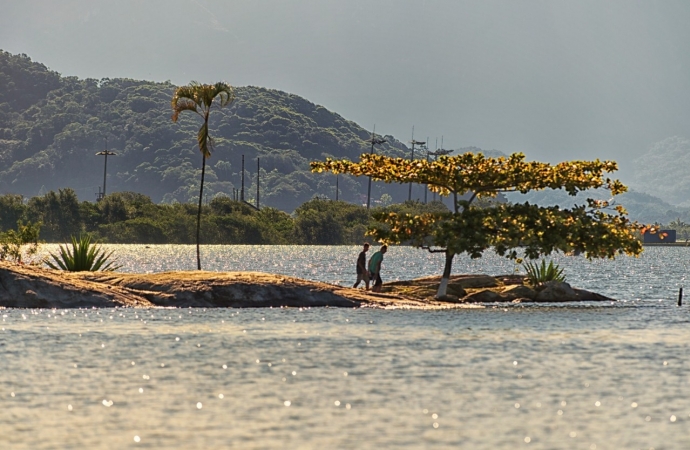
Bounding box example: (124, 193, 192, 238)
(312, 152, 643, 297)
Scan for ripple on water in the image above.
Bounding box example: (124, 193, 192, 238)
(2, 246, 689, 447)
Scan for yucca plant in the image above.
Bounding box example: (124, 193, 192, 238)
(45, 235, 120, 272)
(522, 259, 566, 287)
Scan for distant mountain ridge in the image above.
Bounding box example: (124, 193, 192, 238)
(0, 51, 422, 211)
(627, 136, 690, 207)
(0, 50, 684, 222)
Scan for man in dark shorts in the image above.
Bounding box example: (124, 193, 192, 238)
(368, 245, 387, 293)
(353, 243, 370, 289)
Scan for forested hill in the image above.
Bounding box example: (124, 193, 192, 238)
(0, 50, 419, 212)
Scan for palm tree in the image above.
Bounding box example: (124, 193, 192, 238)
(172, 81, 235, 270)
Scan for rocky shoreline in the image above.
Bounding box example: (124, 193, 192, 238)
(0, 261, 612, 309)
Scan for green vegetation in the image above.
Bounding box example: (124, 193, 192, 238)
(0, 50, 417, 212)
(172, 81, 236, 269)
(522, 260, 566, 286)
(0, 220, 42, 263)
(45, 234, 120, 272)
(1, 50, 686, 225)
(313, 152, 643, 297)
(0, 190, 446, 245)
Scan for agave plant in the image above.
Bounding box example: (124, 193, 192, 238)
(45, 235, 120, 272)
(522, 259, 566, 286)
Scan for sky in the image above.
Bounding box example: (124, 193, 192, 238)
(2, 0, 690, 179)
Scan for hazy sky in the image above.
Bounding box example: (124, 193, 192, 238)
(2, 0, 690, 177)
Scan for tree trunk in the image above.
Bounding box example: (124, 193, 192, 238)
(435, 251, 455, 298)
(196, 155, 206, 270)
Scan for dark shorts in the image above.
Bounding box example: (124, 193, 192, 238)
(355, 271, 369, 283)
(371, 272, 382, 286)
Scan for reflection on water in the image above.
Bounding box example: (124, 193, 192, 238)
(3, 246, 690, 448)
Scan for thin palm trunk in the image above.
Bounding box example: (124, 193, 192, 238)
(196, 155, 206, 270)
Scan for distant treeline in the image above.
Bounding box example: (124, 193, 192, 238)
(0, 189, 449, 245)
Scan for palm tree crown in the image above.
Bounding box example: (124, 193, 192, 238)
(171, 81, 235, 270)
(171, 81, 235, 158)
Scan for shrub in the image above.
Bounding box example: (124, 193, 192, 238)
(45, 234, 120, 272)
(0, 221, 42, 263)
(522, 259, 566, 286)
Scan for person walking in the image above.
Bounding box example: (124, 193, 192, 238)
(353, 243, 370, 289)
(368, 245, 387, 293)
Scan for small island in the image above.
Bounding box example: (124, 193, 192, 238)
(0, 261, 611, 309)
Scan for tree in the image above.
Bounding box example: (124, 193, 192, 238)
(25, 188, 81, 241)
(0, 194, 26, 232)
(172, 81, 235, 269)
(667, 217, 690, 241)
(0, 220, 42, 263)
(312, 152, 643, 298)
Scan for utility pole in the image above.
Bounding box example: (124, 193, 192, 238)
(433, 137, 438, 202)
(409, 126, 426, 201)
(256, 157, 260, 209)
(424, 137, 429, 204)
(366, 125, 386, 210)
(95, 137, 116, 201)
(427, 137, 452, 205)
(241, 155, 245, 202)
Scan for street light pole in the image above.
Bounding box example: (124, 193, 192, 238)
(95, 137, 116, 201)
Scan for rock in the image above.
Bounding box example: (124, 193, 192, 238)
(0, 262, 615, 308)
(387, 274, 497, 289)
(572, 288, 613, 301)
(445, 284, 467, 297)
(535, 281, 579, 302)
(0, 262, 431, 309)
(462, 289, 507, 303)
(500, 284, 538, 301)
(495, 274, 527, 285)
(0, 264, 154, 308)
(449, 274, 498, 289)
(435, 294, 460, 303)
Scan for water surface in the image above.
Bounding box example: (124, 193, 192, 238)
(2, 245, 689, 449)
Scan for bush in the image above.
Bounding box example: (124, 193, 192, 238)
(0, 220, 42, 263)
(522, 259, 566, 286)
(45, 234, 120, 271)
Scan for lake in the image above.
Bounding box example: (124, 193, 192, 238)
(1, 245, 689, 449)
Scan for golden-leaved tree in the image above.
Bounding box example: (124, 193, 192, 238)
(311, 152, 643, 298)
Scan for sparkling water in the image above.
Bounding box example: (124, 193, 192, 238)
(2, 245, 689, 448)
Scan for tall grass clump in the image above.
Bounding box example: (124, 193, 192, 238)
(522, 259, 566, 287)
(45, 235, 120, 272)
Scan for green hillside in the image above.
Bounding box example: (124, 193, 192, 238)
(1, 50, 680, 224)
(0, 50, 425, 212)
